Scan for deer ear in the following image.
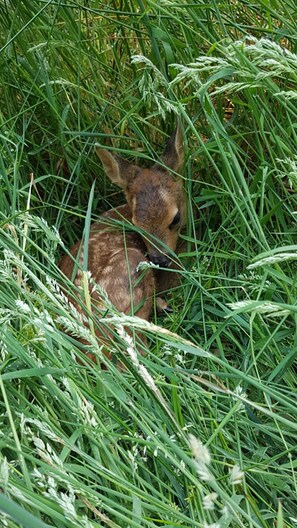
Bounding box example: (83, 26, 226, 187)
(96, 148, 137, 190)
(158, 122, 184, 173)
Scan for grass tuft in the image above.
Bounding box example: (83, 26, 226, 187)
(0, 1, 297, 527)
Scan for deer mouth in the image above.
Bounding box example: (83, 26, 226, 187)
(149, 254, 172, 268)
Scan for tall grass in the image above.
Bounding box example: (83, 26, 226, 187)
(0, 1, 296, 527)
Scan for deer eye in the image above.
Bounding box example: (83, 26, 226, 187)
(169, 211, 181, 229)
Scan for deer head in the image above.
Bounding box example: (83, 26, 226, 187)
(96, 124, 186, 267)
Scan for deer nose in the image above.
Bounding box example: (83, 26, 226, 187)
(149, 254, 171, 268)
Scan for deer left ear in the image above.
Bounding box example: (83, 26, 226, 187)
(96, 148, 138, 190)
(156, 122, 184, 173)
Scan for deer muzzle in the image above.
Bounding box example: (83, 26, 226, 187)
(149, 253, 172, 268)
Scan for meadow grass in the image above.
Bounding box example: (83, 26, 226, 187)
(0, 1, 297, 527)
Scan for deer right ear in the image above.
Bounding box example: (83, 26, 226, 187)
(158, 122, 184, 173)
(96, 148, 137, 190)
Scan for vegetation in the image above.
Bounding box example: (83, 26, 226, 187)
(0, 1, 296, 527)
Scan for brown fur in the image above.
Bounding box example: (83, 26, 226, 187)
(59, 125, 185, 362)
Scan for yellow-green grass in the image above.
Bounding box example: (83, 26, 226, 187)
(0, 1, 296, 527)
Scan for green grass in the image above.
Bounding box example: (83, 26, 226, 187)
(0, 1, 297, 527)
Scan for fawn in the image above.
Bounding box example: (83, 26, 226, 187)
(59, 124, 186, 361)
